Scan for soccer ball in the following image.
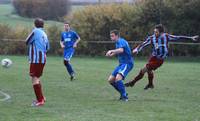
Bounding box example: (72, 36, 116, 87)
(1, 58, 13, 68)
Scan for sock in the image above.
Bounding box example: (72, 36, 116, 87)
(147, 71, 154, 85)
(115, 80, 127, 97)
(33, 83, 44, 102)
(110, 82, 120, 93)
(133, 70, 145, 83)
(65, 62, 74, 76)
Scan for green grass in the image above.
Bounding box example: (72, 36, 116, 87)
(0, 55, 200, 121)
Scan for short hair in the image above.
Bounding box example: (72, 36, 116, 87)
(155, 24, 164, 33)
(34, 18, 44, 28)
(110, 29, 120, 36)
(64, 22, 70, 25)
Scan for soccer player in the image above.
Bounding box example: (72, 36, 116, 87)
(26, 18, 50, 107)
(125, 24, 199, 90)
(60, 22, 80, 81)
(106, 30, 134, 101)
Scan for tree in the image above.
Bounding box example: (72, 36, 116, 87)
(12, 0, 71, 20)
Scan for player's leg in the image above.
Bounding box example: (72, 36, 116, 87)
(125, 66, 148, 87)
(115, 63, 133, 101)
(63, 49, 75, 80)
(144, 56, 164, 90)
(108, 66, 121, 94)
(108, 75, 120, 93)
(30, 63, 45, 106)
(144, 70, 154, 90)
(115, 74, 128, 101)
(64, 60, 75, 79)
(32, 77, 44, 102)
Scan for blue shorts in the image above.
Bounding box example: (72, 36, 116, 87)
(112, 63, 133, 80)
(63, 48, 74, 61)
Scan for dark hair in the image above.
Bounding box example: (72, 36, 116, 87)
(34, 18, 44, 28)
(64, 22, 70, 25)
(155, 24, 164, 33)
(110, 29, 120, 36)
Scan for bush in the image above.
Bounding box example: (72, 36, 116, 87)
(0, 24, 62, 55)
(64, 0, 200, 56)
(12, 0, 70, 20)
(1, 0, 200, 56)
(46, 25, 62, 55)
(65, 4, 142, 56)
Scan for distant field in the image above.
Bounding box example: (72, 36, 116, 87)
(0, 55, 200, 121)
(0, 4, 83, 28)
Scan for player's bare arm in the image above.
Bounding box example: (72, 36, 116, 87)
(132, 47, 138, 54)
(73, 37, 81, 48)
(60, 41, 65, 48)
(106, 48, 124, 57)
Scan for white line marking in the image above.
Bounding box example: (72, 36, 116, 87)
(0, 90, 11, 101)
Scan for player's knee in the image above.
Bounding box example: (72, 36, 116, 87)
(32, 77, 40, 85)
(147, 70, 153, 74)
(115, 74, 123, 81)
(141, 67, 148, 74)
(147, 71, 154, 77)
(108, 76, 115, 83)
(64, 60, 69, 66)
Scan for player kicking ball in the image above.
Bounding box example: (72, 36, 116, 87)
(26, 18, 50, 107)
(106, 30, 134, 102)
(60, 22, 80, 81)
(125, 24, 199, 90)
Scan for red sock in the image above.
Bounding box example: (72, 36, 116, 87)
(133, 70, 144, 82)
(33, 83, 44, 102)
(147, 71, 154, 85)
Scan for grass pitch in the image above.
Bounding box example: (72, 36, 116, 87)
(0, 56, 200, 121)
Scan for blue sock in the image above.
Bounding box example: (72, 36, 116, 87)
(110, 82, 120, 93)
(65, 63, 74, 76)
(115, 80, 127, 97)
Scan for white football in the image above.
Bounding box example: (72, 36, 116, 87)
(1, 58, 13, 68)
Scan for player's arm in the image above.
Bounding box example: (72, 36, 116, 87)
(60, 41, 65, 48)
(46, 38, 50, 52)
(73, 32, 81, 48)
(26, 32, 34, 45)
(133, 37, 151, 54)
(60, 33, 65, 48)
(73, 37, 81, 48)
(106, 48, 124, 57)
(168, 34, 199, 41)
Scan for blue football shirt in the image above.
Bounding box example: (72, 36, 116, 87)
(61, 30, 79, 49)
(115, 38, 133, 64)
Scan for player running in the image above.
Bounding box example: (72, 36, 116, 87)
(106, 30, 134, 101)
(26, 18, 50, 107)
(60, 22, 80, 81)
(125, 24, 199, 90)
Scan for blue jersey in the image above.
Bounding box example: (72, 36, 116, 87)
(26, 28, 50, 64)
(116, 38, 133, 64)
(61, 30, 79, 49)
(136, 33, 191, 59)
